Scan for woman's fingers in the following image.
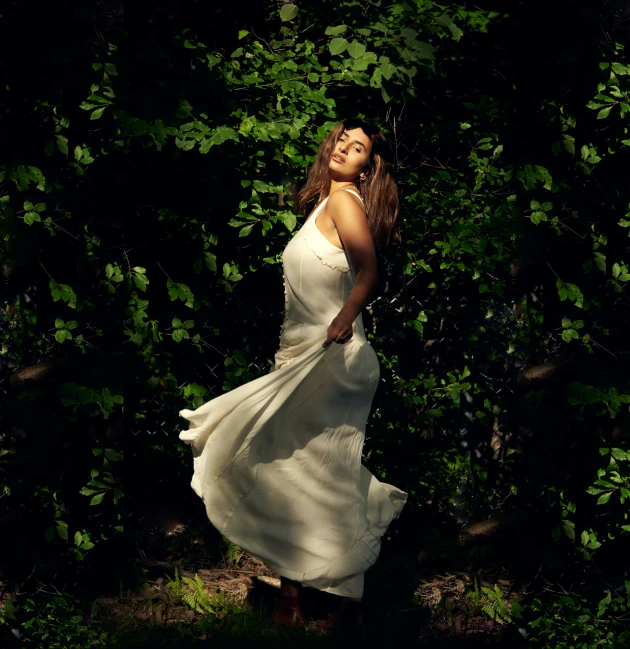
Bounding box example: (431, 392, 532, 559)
(323, 328, 336, 348)
(323, 328, 352, 347)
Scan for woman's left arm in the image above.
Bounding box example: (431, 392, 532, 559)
(322, 191, 378, 347)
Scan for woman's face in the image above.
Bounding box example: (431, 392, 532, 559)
(328, 127, 372, 182)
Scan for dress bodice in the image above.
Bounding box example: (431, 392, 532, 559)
(280, 190, 367, 342)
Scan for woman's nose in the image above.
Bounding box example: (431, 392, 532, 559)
(338, 142, 348, 153)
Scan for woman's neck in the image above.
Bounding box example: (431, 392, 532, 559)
(328, 179, 357, 196)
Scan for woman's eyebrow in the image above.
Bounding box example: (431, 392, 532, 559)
(342, 131, 366, 149)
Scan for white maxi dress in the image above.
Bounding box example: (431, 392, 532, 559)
(179, 189, 407, 597)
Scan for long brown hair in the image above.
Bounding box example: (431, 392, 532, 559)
(295, 119, 400, 248)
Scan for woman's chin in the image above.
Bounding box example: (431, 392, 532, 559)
(328, 165, 354, 182)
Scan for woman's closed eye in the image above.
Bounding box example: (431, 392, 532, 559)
(339, 138, 362, 153)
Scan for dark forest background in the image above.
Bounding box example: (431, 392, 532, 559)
(1, 1, 630, 647)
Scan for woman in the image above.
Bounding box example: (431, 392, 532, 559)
(179, 118, 407, 631)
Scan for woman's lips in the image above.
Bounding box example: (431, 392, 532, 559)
(331, 154, 345, 163)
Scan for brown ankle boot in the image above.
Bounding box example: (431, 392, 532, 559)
(272, 594, 305, 627)
(315, 598, 363, 633)
(272, 578, 305, 627)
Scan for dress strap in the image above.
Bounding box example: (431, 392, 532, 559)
(342, 188, 364, 203)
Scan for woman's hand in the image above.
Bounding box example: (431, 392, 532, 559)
(323, 312, 354, 348)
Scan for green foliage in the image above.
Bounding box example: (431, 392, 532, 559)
(165, 569, 232, 617)
(2, 2, 630, 647)
(528, 583, 630, 648)
(16, 593, 106, 649)
(221, 536, 244, 566)
(466, 579, 518, 625)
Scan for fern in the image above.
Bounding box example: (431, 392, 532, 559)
(181, 574, 215, 614)
(221, 536, 244, 566)
(165, 568, 232, 617)
(466, 579, 513, 624)
(165, 567, 183, 597)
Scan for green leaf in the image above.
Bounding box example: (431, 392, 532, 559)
(597, 106, 612, 119)
(239, 224, 254, 237)
(90, 493, 106, 506)
(239, 117, 254, 136)
(381, 64, 396, 81)
(173, 329, 185, 343)
(562, 328, 579, 343)
(562, 135, 575, 154)
(104, 448, 123, 461)
(325, 25, 347, 36)
(435, 14, 463, 40)
(597, 492, 612, 505)
(611, 62, 628, 75)
(133, 274, 149, 292)
(562, 520, 575, 540)
(370, 67, 382, 88)
(23, 211, 41, 225)
(594, 252, 607, 272)
(56, 135, 69, 155)
(56, 521, 69, 541)
(278, 211, 296, 232)
(210, 126, 238, 146)
(611, 448, 628, 461)
(204, 252, 217, 272)
(90, 107, 105, 120)
(279, 4, 298, 22)
(55, 329, 72, 343)
(55, 318, 65, 329)
(329, 37, 348, 55)
(347, 40, 367, 59)
(561, 317, 571, 328)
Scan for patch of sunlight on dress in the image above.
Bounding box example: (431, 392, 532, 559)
(179, 189, 407, 597)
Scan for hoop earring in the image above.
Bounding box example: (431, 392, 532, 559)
(359, 172, 367, 182)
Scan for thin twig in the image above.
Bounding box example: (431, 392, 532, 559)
(155, 259, 172, 280)
(38, 260, 55, 281)
(557, 219, 585, 239)
(545, 260, 562, 282)
(591, 339, 618, 359)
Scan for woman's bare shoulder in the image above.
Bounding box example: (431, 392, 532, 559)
(327, 189, 366, 216)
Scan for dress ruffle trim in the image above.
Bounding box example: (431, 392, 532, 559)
(303, 232, 350, 273)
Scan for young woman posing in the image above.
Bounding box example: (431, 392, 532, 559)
(179, 118, 407, 632)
